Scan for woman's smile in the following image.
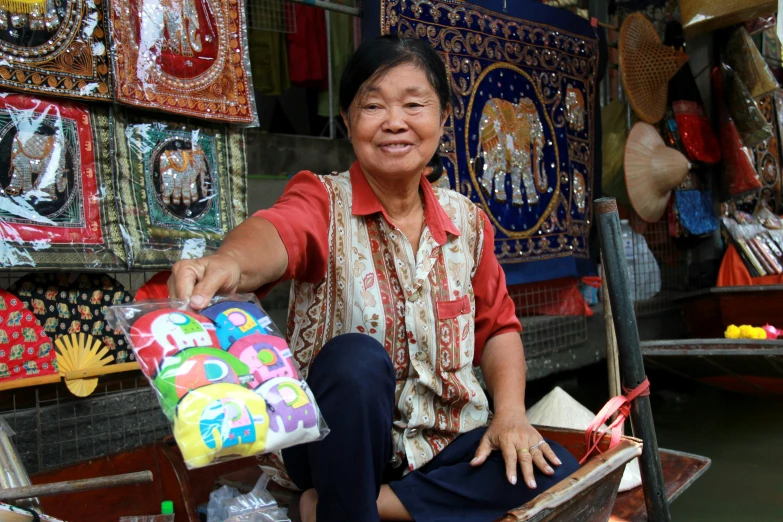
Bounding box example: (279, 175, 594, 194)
(378, 141, 415, 154)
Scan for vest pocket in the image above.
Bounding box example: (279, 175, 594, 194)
(436, 295, 471, 320)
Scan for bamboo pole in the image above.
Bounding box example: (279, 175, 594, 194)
(0, 375, 60, 392)
(595, 198, 671, 522)
(0, 471, 153, 501)
(601, 253, 622, 408)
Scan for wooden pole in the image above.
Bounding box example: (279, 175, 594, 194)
(595, 198, 671, 522)
(601, 253, 622, 422)
(0, 471, 153, 501)
(0, 375, 60, 392)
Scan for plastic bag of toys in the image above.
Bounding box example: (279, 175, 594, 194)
(106, 295, 328, 469)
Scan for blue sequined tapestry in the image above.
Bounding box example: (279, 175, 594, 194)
(364, 0, 601, 284)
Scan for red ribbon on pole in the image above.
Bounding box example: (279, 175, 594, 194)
(579, 377, 651, 464)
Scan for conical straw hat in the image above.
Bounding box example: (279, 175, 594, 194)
(624, 122, 690, 223)
(526, 386, 642, 493)
(620, 13, 689, 124)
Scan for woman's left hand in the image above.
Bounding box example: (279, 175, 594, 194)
(470, 407, 562, 489)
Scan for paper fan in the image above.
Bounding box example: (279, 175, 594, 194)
(55, 333, 114, 397)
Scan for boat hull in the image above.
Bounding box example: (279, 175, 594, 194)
(678, 285, 783, 338)
(642, 339, 783, 395)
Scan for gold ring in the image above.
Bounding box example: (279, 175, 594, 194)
(518, 447, 529, 454)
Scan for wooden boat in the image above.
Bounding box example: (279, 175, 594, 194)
(677, 285, 783, 338)
(642, 339, 783, 395)
(26, 426, 708, 522)
(31, 441, 258, 521)
(610, 448, 710, 521)
(496, 427, 709, 522)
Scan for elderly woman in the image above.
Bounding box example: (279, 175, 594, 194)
(170, 36, 579, 522)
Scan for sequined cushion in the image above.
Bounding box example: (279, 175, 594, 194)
(109, 0, 257, 124)
(0, 93, 126, 269)
(112, 110, 247, 268)
(9, 273, 134, 364)
(366, 0, 601, 284)
(0, 0, 111, 99)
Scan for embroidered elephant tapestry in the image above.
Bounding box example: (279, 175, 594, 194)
(160, 0, 202, 57)
(478, 97, 546, 207)
(4, 130, 68, 199)
(159, 148, 209, 206)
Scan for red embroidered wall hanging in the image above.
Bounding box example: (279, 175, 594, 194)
(0, 93, 126, 269)
(109, 0, 257, 124)
(0, 0, 112, 100)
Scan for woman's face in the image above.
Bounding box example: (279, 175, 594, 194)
(344, 63, 448, 183)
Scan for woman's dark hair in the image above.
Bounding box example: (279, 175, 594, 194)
(340, 36, 451, 182)
(339, 35, 451, 114)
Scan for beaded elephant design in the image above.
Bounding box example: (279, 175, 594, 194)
(4, 131, 68, 199)
(479, 98, 546, 207)
(0, 0, 61, 32)
(159, 148, 209, 206)
(565, 86, 586, 132)
(160, 0, 202, 57)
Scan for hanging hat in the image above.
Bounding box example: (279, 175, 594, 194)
(0, 289, 57, 384)
(9, 273, 133, 364)
(624, 122, 691, 223)
(619, 13, 689, 124)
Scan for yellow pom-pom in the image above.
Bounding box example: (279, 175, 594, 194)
(739, 325, 755, 339)
(725, 325, 741, 339)
(754, 328, 768, 340)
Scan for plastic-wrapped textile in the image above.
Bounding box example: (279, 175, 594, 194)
(724, 27, 779, 99)
(109, 0, 258, 125)
(679, 0, 776, 37)
(9, 272, 134, 363)
(0, 288, 57, 384)
(207, 473, 291, 522)
(112, 111, 247, 269)
(664, 22, 721, 165)
(106, 295, 329, 470)
(0, 0, 112, 100)
(721, 63, 773, 149)
(0, 93, 126, 269)
(752, 93, 783, 213)
(745, 14, 777, 35)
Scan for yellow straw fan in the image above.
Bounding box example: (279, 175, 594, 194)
(55, 333, 114, 397)
(624, 122, 690, 223)
(526, 386, 642, 493)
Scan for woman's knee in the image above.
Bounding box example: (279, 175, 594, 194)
(309, 333, 395, 395)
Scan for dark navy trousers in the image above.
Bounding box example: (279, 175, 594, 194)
(282, 334, 580, 522)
